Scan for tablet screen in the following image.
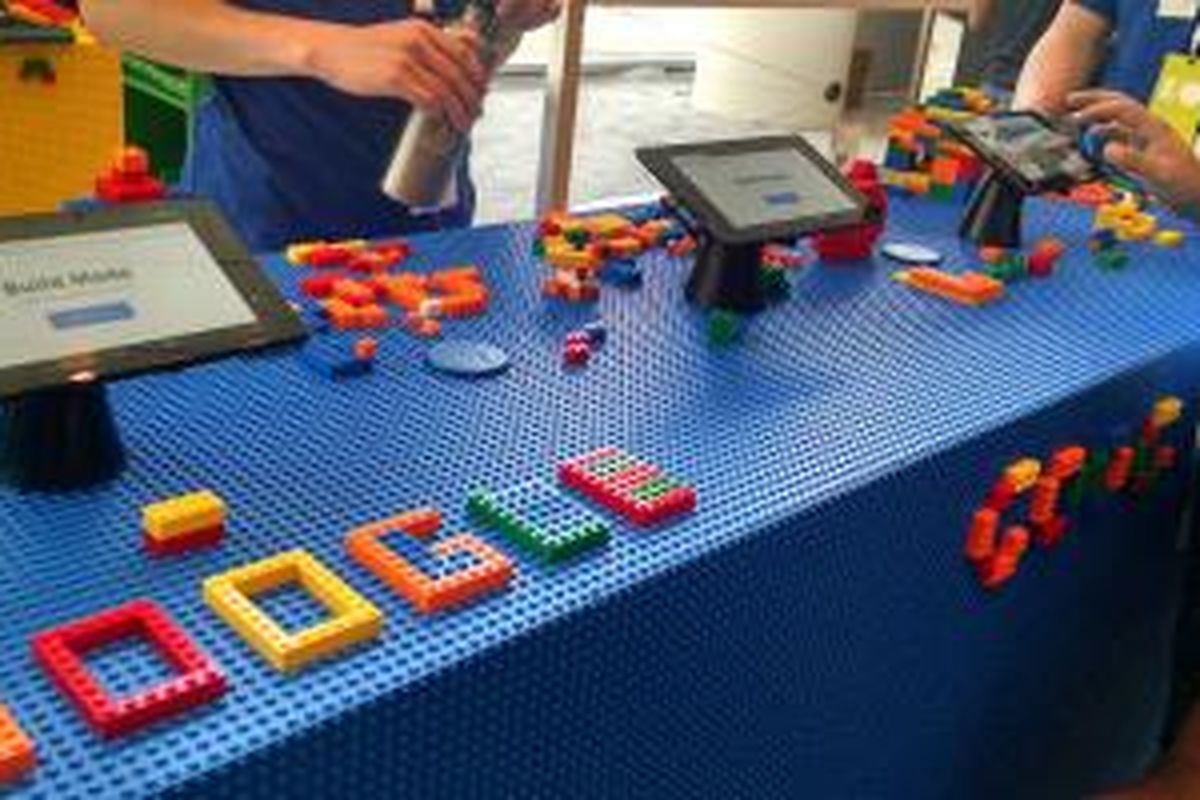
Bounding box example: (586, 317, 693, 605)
(670, 148, 862, 230)
(637, 136, 866, 244)
(0, 201, 304, 398)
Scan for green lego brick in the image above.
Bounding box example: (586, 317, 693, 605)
(468, 487, 610, 565)
(630, 476, 678, 502)
(707, 310, 741, 348)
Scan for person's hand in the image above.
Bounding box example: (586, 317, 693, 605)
(1068, 89, 1200, 214)
(303, 20, 487, 131)
(498, 0, 562, 33)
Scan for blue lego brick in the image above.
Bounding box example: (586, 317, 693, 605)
(298, 341, 372, 380)
(884, 143, 917, 173)
(601, 259, 643, 288)
(1, 196, 1200, 798)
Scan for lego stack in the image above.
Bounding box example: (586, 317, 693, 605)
(881, 87, 990, 202)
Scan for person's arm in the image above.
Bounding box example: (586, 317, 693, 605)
(1069, 90, 1200, 219)
(78, 0, 488, 130)
(1013, 1, 1112, 113)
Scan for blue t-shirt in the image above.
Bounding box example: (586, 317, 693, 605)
(180, 0, 474, 251)
(1076, 0, 1195, 102)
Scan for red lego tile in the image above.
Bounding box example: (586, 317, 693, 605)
(558, 448, 696, 526)
(144, 525, 224, 557)
(964, 508, 998, 562)
(1105, 446, 1135, 492)
(31, 600, 227, 739)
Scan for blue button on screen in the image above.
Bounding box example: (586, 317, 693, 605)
(763, 191, 800, 207)
(48, 302, 135, 330)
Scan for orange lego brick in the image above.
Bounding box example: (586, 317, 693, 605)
(405, 314, 442, 338)
(430, 266, 483, 291)
(1105, 447, 1135, 492)
(893, 268, 1004, 306)
(332, 279, 376, 308)
(964, 508, 998, 562)
(1029, 477, 1061, 525)
(324, 299, 389, 330)
(930, 157, 959, 185)
(346, 508, 513, 614)
(439, 288, 488, 318)
(0, 703, 35, 785)
(379, 276, 429, 311)
(1048, 446, 1087, 480)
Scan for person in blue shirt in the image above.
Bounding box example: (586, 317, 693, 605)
(75, 0, 560, 251)
(1014, 0, 1195, 112)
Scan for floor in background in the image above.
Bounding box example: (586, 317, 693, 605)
(471, 67, 900, 224)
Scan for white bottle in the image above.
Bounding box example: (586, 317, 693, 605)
(381, 5, 521, 211)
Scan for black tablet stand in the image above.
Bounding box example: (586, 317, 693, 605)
(1, 380, 126, 491)
(686, 236, 766, 313)
(959, 168, 1026, 249)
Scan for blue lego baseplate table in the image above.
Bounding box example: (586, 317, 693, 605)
(2, 194, 1200, 799)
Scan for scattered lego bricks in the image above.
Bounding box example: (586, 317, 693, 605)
(31, 600, 228, 738)
(536, 206, 686, 304)
(468, 482, 611, 565)
(880, 89, 989, 199)
(346, 508, 514, 614)
(813, 160, 888, 263)
(94, 146, 165, 204)
(895, 236, 1068, 308)
(558, 447, 697, 527)
(563, 325, 606, 368)
(203, 549, 383, 674)
(964, 397, 1186, 592)
(892, 268, 1005, 307)
(1027, 238, 1066, 278)
(288, 239, 410, 272)
(142, 490, 226, 557)
(1095, 194, 1158, 242)
(0, 703, 35, 785)
(760, 243, 809, 270)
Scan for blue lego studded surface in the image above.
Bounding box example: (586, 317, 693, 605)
(1, 196, 1200, 797)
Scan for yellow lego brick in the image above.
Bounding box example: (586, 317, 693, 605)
(286, 242, 323, 265)
(1004, 458, 1042, 493)
(546, 248, 601, 272)
(1153, 397, 1184, 429)
(143, 491, 226, 541)
(1115, 213, 1157, 242)
(0, 41, 123, 215)
(582, 213, 633, 239)
(1154, 230, 1185, 248)
(202, 549, 382, 674)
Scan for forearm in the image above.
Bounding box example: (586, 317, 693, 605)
(1014, 3, 1108, 113)
(78, 0, 335, 78)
